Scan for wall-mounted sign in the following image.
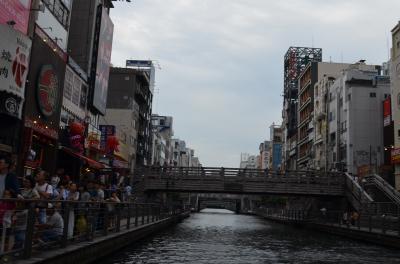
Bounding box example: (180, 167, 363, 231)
(92, 7, 114, 115)
(0, 91, 22, 118)
(99, 125, 115, 151)
(383, 97, 391, 127)
(0, 24, 31, 118)
(36, 64, 59, 117)
(0, 0, 32, 35)
(392, 148, 400, 164)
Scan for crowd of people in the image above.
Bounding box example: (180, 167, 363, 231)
(0, 155, 134, 252)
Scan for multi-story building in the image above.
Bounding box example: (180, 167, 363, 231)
(391, 22, 400, 189)
(107, 67, 153, 167)
(270, 123, 283, 171)
(259, 141, 271, 169)
(19, 0, 74, 176)
(240, 153, 258, 169)
(313, 75, 337, 171)
(297, 62, 350, 170)
(282, 47, 322, 171)
(151, 115, 174, 165)
(327, 62, 389, 175)
(170, 139, 200, 167)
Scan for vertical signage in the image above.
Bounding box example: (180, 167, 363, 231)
(92, 7, 114, 115)
(99, 125, 115, 151)
(383, 97, 391, 127)
(0, 24, 31, 118)
(0, 0, 32, 35)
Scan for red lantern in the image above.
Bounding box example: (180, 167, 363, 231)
(69, 122, 85, 154)
(70, 122, 85, 136)
(107, 135, 119, 153)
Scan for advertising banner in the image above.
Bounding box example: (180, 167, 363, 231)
(0, 24, 31, 118)
(383, 97, 391, 127)
(391, 148, 400, 164)
(0, 0, 32, 35)
(92, 7, 114, 115)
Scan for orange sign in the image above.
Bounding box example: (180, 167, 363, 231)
(391, 148, 400, 164)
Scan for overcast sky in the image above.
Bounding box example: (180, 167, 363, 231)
(110, 0, 400, 167)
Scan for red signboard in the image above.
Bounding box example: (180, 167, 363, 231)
(383, 97, 391, 127)
(0, 0, 32, 35)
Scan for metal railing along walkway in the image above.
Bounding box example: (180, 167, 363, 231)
(0, 199, 185, 262)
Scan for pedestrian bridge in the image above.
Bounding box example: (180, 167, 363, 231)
(134, 167, 345, 196)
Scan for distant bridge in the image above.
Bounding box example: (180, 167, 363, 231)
(134, 167, 345, 196)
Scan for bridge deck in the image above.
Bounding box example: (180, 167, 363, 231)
(135, 167, 345, 196)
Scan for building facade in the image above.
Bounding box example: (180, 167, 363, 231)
(391, 22, 400, 189)
(297, 62, 350, 170)
(282, 47, 322, 171)
(107, 67, 153, 167)
(327, 62, 389, 175)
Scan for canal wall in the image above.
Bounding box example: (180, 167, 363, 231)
(256, 212, 400, 249)
(20, 212, 190, 264)
(309, 223, 400, 249)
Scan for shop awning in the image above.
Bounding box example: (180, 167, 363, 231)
(60, 146, 105, 170)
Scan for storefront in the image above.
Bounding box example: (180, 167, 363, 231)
(20, 25, 66, 176)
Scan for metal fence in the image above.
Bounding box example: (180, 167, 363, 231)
(0, 199, 185, 261)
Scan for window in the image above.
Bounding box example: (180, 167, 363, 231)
(398, 130, 400, 137)
(64, 68, 73, 100)
(79, 84, 87, 109)
(339, 97, 343, 107)
(347, 93, 351, 102)
(42, 0, 70, 29)
(370, 92, 376, 98)
(329, 112, 335, 122)
(71, 75, 81, 105)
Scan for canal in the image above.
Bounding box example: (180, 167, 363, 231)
(104, 209, 400, 264)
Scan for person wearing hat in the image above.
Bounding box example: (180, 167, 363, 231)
(38, 203, 64, 243)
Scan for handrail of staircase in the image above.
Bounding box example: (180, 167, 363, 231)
(366, 174, 400, 204)
(344, 172, 373, 202)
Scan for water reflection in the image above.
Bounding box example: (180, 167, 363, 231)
(104, 209, 400, 264)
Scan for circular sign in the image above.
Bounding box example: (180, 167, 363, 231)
(36, 65, 59, 117)
(5, 97, 18, 116)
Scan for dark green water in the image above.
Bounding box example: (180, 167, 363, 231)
(104, 209, 400, 264)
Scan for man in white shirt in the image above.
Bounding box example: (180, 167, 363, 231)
(35, 170, 54, 224)
(39, 203, 64, 242)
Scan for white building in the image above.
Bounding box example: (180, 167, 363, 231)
(327, 62, 390, 175)
(313, 75, 337, 170)
(151, 115, 174, 165)
(240, 153, 259, 169)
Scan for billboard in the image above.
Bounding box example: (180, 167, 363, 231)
(0, 0, 32, 35)
(383, 97, 391, 127)
(0, 24, 31, 118)
(23, 26, 66, 131)
(92, 7, 114, 115)
(392, 148, 400, 164)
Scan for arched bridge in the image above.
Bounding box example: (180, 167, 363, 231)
(134, 167, 345, 196)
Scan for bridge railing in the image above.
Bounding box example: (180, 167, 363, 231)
(135, 167, 345, 195)
(0, 199, 186, 261)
